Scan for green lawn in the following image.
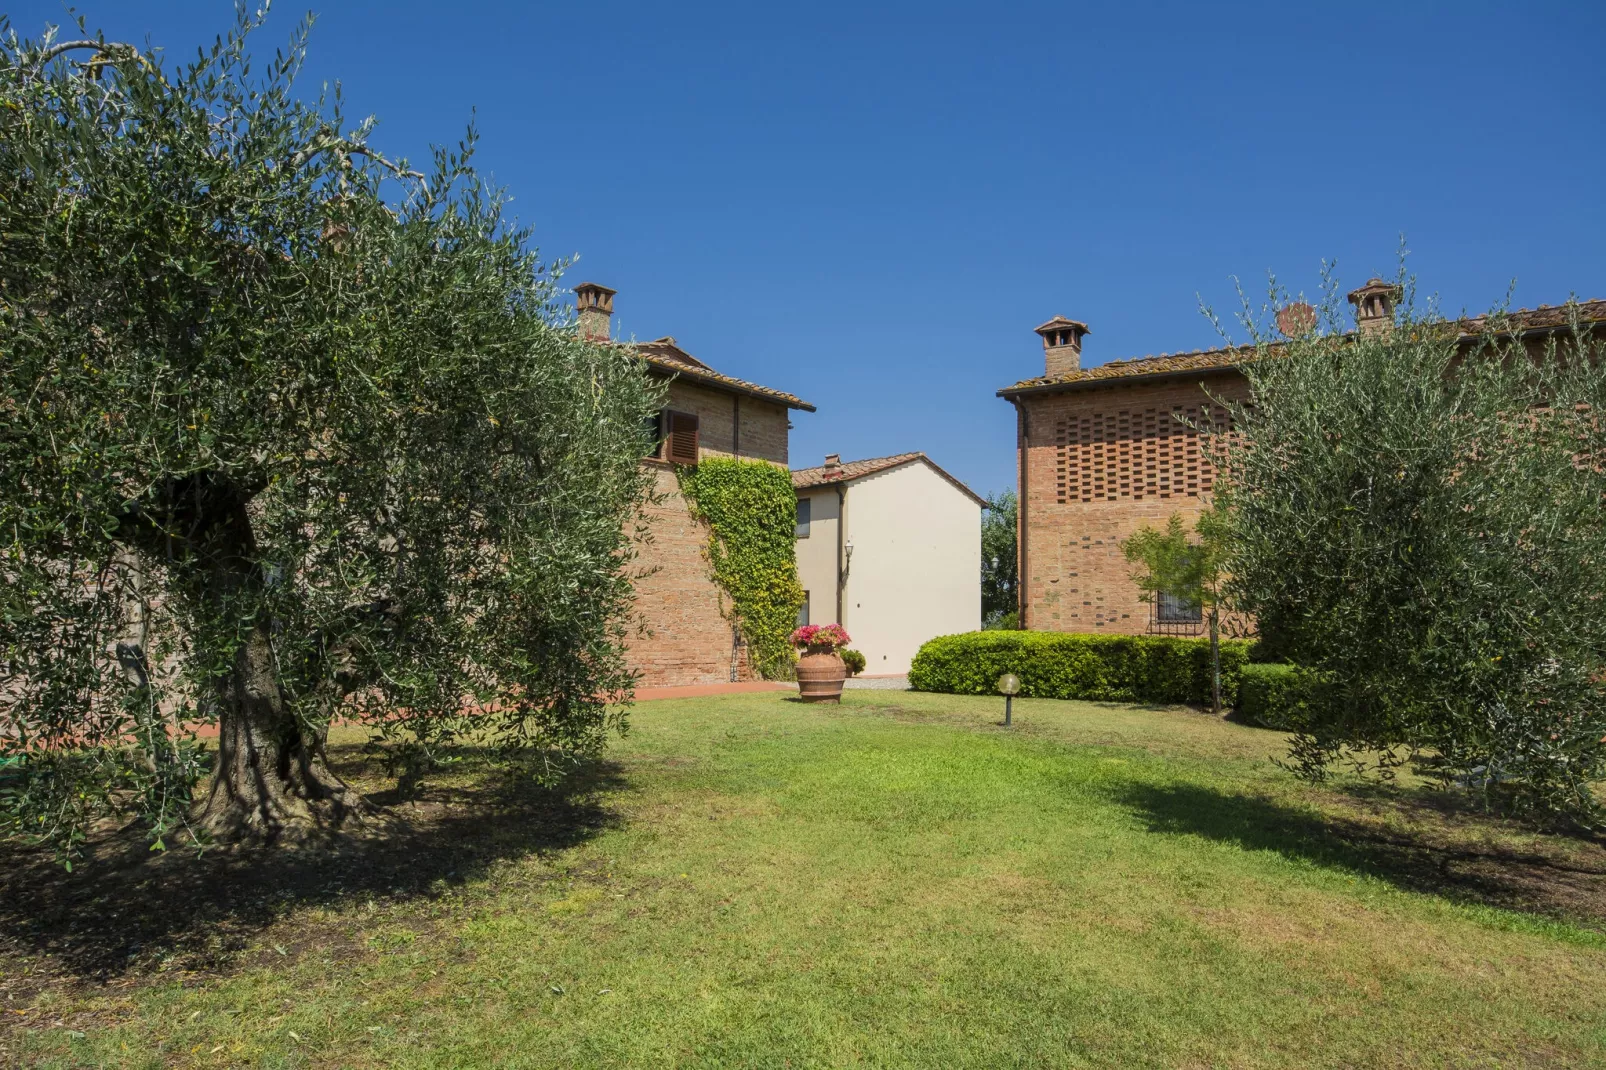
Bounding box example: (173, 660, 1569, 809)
(4, 691, 1606, 1068)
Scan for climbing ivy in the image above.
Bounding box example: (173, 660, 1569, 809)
(676, 458, 806, 679)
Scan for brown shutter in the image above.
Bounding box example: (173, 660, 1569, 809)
(667, 411, 700, 465)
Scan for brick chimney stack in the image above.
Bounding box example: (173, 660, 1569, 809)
(824, 453, 842, 473)
(1347, 278, 1401, 337)
(1035, 316, 1090, 378)
(575, 282, 617, 342)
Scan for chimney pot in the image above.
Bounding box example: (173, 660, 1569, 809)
(1034, 316, 1090, 378)
(1346, 278, 1401, 337)
(575, 281, 617, 342)
(824, 453, 841, 468)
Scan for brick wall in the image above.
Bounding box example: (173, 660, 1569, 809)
(1017, 372, 1249, 634)
(625, 378, 792, 686)
(657, 380, 790, 465)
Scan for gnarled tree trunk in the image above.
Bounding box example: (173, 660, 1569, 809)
(191, 620, 366, 842)
(125, 472, 368, 843)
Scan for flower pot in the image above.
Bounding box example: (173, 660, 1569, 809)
(796, 645, 847, 703)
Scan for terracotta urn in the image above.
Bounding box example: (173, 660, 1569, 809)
(796, 644, 847, 703)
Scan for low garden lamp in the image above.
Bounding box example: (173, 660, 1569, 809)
(996, 673, 1021, 726)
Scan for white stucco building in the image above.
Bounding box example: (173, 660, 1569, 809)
(792, 452, 984, 676)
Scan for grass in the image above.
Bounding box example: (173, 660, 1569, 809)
(4, 690, 1606, 1068)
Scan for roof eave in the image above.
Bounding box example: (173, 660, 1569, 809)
(996, 363, 1248, 400)
(794, 455, 987, 508)
(645, 361, 816, 412)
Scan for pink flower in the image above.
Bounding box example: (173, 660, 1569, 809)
(790, 623, 850, 649)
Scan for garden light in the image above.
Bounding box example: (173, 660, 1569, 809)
(996, 672, 1021, 726)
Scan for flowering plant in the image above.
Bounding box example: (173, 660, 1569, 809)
(789, 623, 851, 650)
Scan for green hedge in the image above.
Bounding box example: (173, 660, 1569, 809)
(1234, 662, 1333, 730)
(908, 631, 1251, 707)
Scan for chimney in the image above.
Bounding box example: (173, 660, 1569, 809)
(1347, 278, 1401, 337)
(824, 452, 842, 472)
(1035, 316, 1090, 378)
(575, 282, 617, 342)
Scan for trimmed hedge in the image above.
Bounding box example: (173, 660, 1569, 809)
(908, 631, 1251, 707)
(1234, 662, 1332, 730)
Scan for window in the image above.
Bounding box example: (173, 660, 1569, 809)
(1157, 591, 1202, 623)
(795, 497, 812, 538)
(797, 591, 810, 628)
(664, 410, 699, 465)
(643, 411, 665, 459)
(1151, 591, 1203, 636)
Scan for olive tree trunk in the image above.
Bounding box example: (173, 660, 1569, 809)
(191, 619, 364, 842)
(145, 478, 366, 842)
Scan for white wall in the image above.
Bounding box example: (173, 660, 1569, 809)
(793, 488, 840, 628)
(840, 461, 981, 675)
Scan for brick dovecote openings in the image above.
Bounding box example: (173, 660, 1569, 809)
(1053, 404, 1234, 504)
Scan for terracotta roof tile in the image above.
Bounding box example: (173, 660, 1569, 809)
(627, 338, 815, 411)
(791, 452, 986, 506)
(998, 299, 1606, 398)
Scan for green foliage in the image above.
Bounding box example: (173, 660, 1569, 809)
(1121, 510, 1228, 615)
(0, 12, 661, 856)
(908, 631, 1250, 706)
(840, 649, 867, 677)
(1122, 507, 1232, 712)
(1234, 663, 1333, 731)
(983, 611, 1020, 632)
(1216, 267, 1606, 824)
(676, 458, 805, 680)
(981, 489, 1018, 625)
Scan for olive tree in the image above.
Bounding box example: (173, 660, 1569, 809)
(0, 12, 662, 859)
(1214, 271, 1606, 824)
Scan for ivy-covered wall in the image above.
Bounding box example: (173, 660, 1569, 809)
(676, 458, 806, 679)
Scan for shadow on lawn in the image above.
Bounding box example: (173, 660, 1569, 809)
(0, 747, 625, 989)
(1119, 781, 1606, 927)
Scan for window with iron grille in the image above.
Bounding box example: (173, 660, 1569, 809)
(1150, 591, 1203, 636)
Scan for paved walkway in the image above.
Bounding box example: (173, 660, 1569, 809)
(634, 681, 795, 702)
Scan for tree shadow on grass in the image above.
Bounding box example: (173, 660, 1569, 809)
(1116, 781, 1606, 928)
(0, 744, 626, 993)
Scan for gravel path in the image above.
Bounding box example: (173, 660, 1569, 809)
(843, 675, 910, 691)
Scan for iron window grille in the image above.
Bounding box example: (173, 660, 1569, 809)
(1150, 591, 1204, 636)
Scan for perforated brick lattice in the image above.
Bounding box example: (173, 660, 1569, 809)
(1053, 405, 1233, 504)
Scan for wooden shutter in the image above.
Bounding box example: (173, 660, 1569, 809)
(667, 411, 700, 465)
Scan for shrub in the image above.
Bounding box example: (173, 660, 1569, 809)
(908, 631, 1251, 707)
(1234, 663, 1332, 730)
(841, 649, 867, 676)
(982, 611, 1020, 631)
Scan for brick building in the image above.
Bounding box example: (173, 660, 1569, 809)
(998, 284, 1606, 636)
(574, 283, 815, 686)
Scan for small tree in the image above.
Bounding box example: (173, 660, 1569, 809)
(0, 13, 661, 858)
(1215, 268, 1606, 825)
(981, 490, 1019, 628)
(1122, 510, 1229, 714)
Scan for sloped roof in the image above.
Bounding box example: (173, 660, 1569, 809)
(631, 337, 815, 411)
(791, 452, 986, 507)
(998, 299, 1606, 399)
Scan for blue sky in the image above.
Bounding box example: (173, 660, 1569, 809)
(11, 1, 1604, 497)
